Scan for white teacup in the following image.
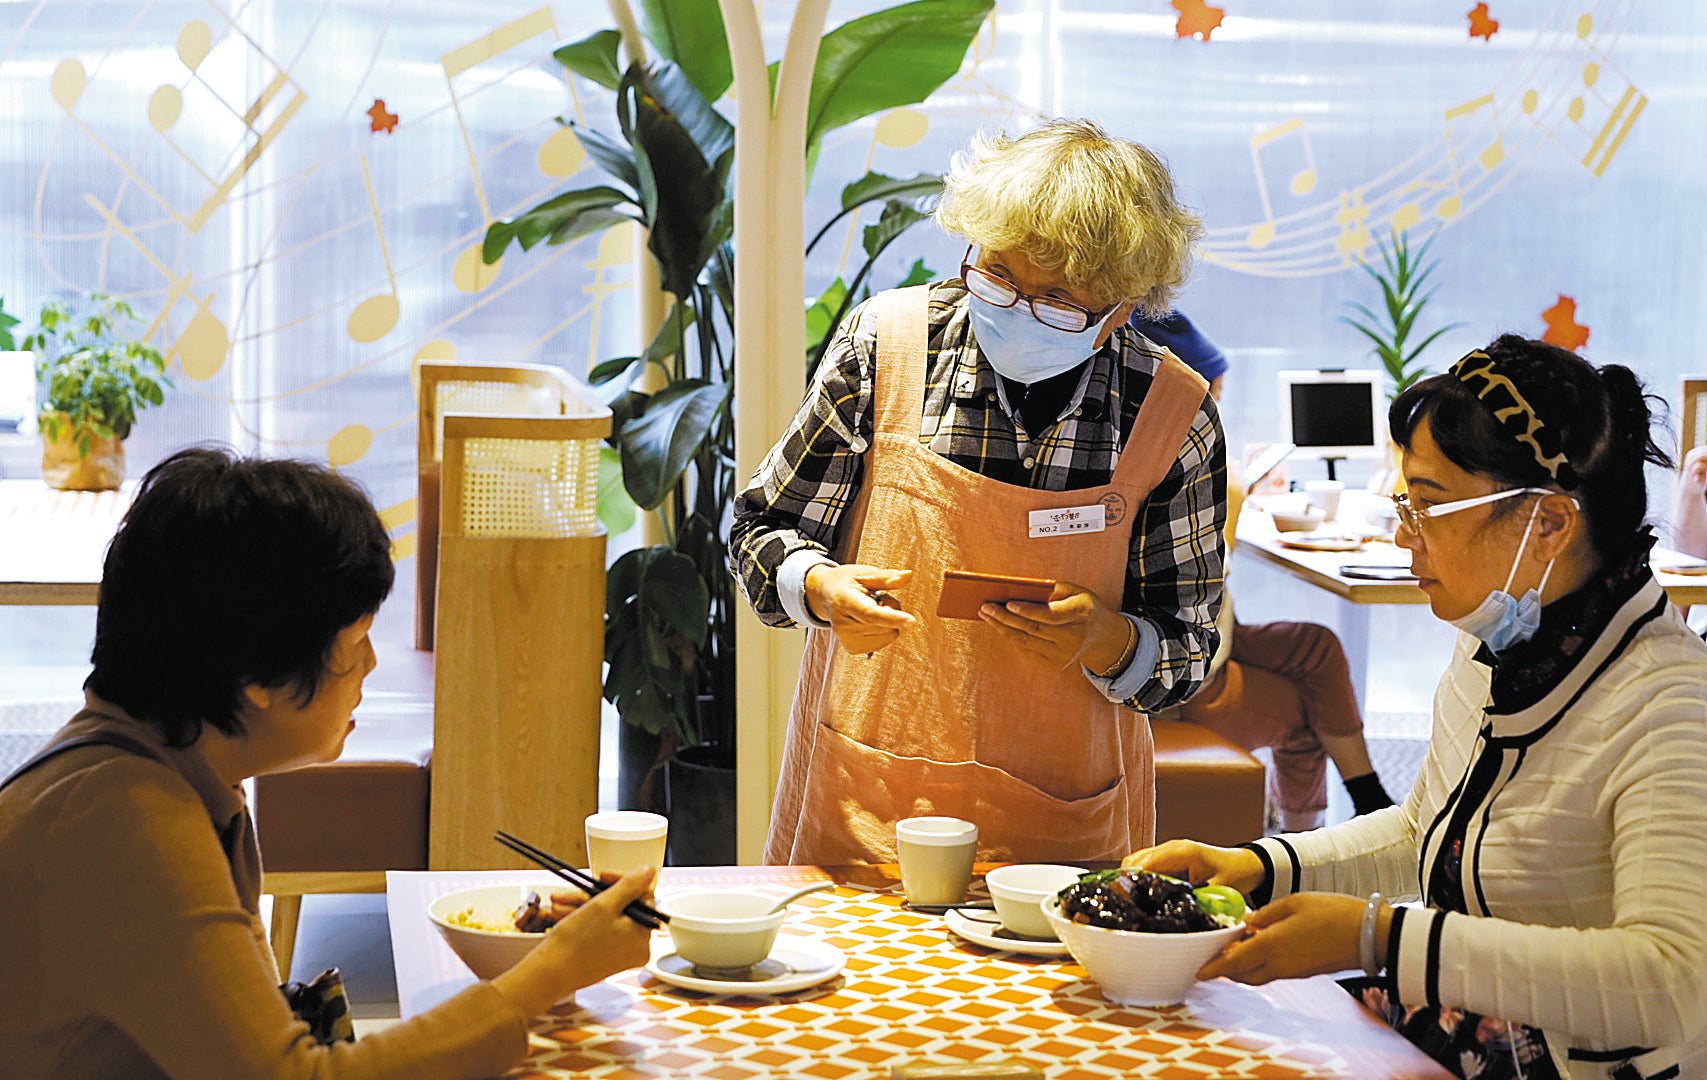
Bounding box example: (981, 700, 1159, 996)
(1305, 479, 1344, 522)
(659, 890, 785, 972)
(584, 811, 668, 877)
(984, 864, 1084, 939)
(896, 817, 978, 906)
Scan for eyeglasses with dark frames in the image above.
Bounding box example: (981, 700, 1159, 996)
(959, 245, 1118, 333)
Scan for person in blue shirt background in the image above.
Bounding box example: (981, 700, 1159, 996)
(1131, 310, 1394, 829)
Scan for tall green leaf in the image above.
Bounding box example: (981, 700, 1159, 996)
(793, 0, 992, 171)
(569, 123, 640, 195)
(625, 63, 732, 298)
(640, 0, 732, 104)
(618, 380, 729, 508)
(862, 200, 930, 260)
(806, 170, 943, 255)
(596, 444, 638, 536)
(482, 186, 636, 262)
(552, 29, 623, 89)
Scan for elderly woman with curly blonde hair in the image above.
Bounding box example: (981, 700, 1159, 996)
(731, 118, 1227, 865)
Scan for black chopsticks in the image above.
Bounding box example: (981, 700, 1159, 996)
(493, 829, 668, 929)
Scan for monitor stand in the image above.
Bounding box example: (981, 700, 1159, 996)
(1321, 456, 1344, 482)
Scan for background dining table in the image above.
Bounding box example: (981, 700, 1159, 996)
(388, 864, 1452, 1079)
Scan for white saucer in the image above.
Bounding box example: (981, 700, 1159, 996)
(645, 936, 844, 995)
(945, 908, 1070, 957)
(1276, 532, 1364, 552)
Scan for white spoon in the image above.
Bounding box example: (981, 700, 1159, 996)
(764, 881, 837, 914)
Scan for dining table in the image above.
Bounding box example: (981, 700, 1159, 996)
(0, 479, 133, 604)
(388, 864, 1452, 1079)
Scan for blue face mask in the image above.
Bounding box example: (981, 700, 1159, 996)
(1449, 501, 1555, 651)
(968, 293, 1106, 385)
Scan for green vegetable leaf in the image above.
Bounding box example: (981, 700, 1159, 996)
(1192, 884, 1247, 921)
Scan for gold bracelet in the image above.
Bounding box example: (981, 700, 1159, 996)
(1095, 618, 1138, 678)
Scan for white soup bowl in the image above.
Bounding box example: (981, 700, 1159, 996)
(658, 889, 785, 971)
(983, 864, 1085, 939)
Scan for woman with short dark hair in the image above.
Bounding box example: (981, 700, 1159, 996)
(1129, 336, 1707, 1079)
(0, 447, 655, 1079)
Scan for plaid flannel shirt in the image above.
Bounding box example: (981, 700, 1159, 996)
(728, 280, 1227, 711)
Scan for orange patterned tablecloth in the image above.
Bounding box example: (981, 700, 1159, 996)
(387, 868, 1449, 1079)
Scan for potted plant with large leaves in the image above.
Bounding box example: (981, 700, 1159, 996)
(23, 293, 171, 491)
(483, 0, 989, 863)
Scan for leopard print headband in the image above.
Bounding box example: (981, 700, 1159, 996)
(1449, 348, 1580, 489)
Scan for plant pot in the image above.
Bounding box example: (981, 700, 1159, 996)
(665, 742, 737, 867)
(617, 721, 671, 816)
(41, 419, 124, 491)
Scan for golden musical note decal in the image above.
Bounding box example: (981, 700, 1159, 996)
(1244, 117, 1317, 250)
(1334, 190, 1372, 261)
(1519, 14, 1645, 179)
(59, 12, 306, 235)
(328, 424, 374, 468)
(875, 108, 930, 149)
(82, 194, 231, 382)
(442, 6, 563, 293)
(1435, 93, 1501, 221)
(160, 13, 307, 233)
(348, 157, 401, 343)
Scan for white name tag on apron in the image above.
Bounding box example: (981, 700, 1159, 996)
(1028, 504, 1106, 538)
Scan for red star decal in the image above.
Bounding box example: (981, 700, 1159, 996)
(1467, 2, 1499, 41)
(1541, 295, 1590, 351)
(367, 98, 399, 135)
(1172, 0, 1225, 42)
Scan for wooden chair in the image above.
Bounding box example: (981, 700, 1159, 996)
(429, 367, 610, 870)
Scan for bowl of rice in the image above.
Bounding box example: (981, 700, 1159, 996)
(428, 884, 557, 979)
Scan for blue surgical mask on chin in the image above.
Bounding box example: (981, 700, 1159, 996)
(968, 293, 1105, 385)
(1450, 502, 1554, 651)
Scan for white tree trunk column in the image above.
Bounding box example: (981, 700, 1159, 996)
(722, 0, 829, 863)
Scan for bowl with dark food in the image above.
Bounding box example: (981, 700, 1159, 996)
(1041, 869, 1246, 1006)
(428, 884, 565, 979)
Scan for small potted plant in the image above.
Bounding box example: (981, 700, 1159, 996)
(23, 293, 171, 491)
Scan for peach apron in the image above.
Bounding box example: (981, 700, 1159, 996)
(765, 286, 1209, 865)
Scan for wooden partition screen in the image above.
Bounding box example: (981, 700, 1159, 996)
(426, 368, 611, 870)
(1681, 377, 1707, 459)
(415, 362, 577, 652)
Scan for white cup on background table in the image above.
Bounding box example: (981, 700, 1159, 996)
(1305, 479, 1344, 522)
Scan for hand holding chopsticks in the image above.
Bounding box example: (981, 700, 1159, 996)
(493, 830, 668, 929)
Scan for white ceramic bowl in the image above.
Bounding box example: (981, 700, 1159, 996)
(658, 890, 785, 971)
(984, 864, 1085, 939)
(1270, 507, 1327, 533)
(1041, 896, 1243, 1006)
(428, 884, 551, 980)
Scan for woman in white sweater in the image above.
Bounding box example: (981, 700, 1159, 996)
(1129, 335, 1707, 1080)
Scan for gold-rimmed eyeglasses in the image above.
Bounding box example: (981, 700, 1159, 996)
(1389, 486, 1556, 536)
(959, 245, 1119, 333)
